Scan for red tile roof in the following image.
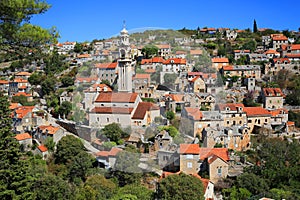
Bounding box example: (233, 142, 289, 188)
(263, 88, 284, 97)
(179, 144, 200, 154)
(264, 49, 279, 55)
(199, 148, 229, 162)
(273, 58, 290, 64)
(91, 107, 134, 114)
(165, 94, 184, 102)
(152, 57, 165, 63)
(133, 73, 150, 81)
(15, 133, 32, 141)
(222, 65, 234, 70)
(85, 83, 112, 92)
(286, 54, 300, 58)
(13, 78, 28, 83)
(190, 49, 203, 55)
(212, 57, 229, 63)
(234, 50, 250, 53)
(217, 103, 244, 111)
(95, 62, 118, 69)
(37, 145, 48, 152)
(14, 106, 34, 119)
(156, 44, 170, 49)
(38, 125, 60, 135)
(141, 58, 152, 65)
(132, 102, 159, 119)
(9, 103, 20, 110)
(244, 107, 271, 117)
(190, 76, 201, 83)
(176, 50, 187, 55)
(75, 77, 98, 83)
(287, 121, 295, 126)
(163, 58, 186, 65)
(95, 92, 138, 103)
(13, 92, 32, 97)
(291, 44, 300, 50)
(95, 147, 122, 157)
(0, 80, 9, 84)
(16, 72, 31, 76)
(268, 108, 288, 117)
(77, 54, 91, 58)
(145, 69, 156, 73)
(184, 107, 203, 121)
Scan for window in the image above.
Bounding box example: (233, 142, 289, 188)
(265, 119, 268, 123)
(117, 118, 120, 123)
(187, 162, 193, 168)
(186, 154, 193, 159)
(218, 167, 222, 175)
(97, 117, 99, 122)
(227, 121, 230, 125)
(106, 118, 109, 122)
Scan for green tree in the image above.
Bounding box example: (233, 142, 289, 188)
(0, 0, 58, 61)
(54, 135, 86, 164)
(41, 76, 56, 96)
(74, 42, 83, 53)
(58, 101, 72, 117)
(165, 110, 175, 121)
(61, 76, 74, 87)
(157, 173, 204, 200)
(33, 173, 73, 200)
(141, 44, 158, 58)
(222, 186, 251, 200)
(44, 137, 55, 152)
(236, 172, 269, 195)
(113, 184, 153, 200)
(101, 123, 125, 144)
(253, 19, 258, 33)
(28, 71, 44, 85)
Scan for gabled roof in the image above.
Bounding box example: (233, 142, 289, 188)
(95, 92, 138, 103)
(84, 83, 112, 92)
(184, 107, 203, 121)
(95, 147, 122, 157)
(216, 103, 244, 111)
(199, 148, 229, 162)
(132, 102, 159, 120)
(15, 133, 32, 141)
(91, 107, 134, 114)
(176, 50, 187, 55)
(163, 58, 186, 65)
(75, 77, 98, 83)
(165, 94, 184, 102)
(15, 72, 31, 76)
(156, 44, 170, 49)
(244, 107, 271, 117)
(190, 49, 203, 55)
(0, 80, 9, 84)
(77, 54, 91, 58)
(286, 54, 300, 58)
(268, 108, 288, 117)
(264, 49, 279, 55)
(14, 106, 35, 119)
(9, 103, 20, 110)
(133, 73, 151, 81)
(95, 62, 118, 69)
(38, 125, 60, 135)
(37, 145, 48, 152)
(273, 58, 290, 64)
(189, 76, 202, 83)
(211, 57, 229, 63)
(180, 144, 200, 154)
(291, 44, 300, 50)
(222, 65, 234, 70)
(262, 88, 284, 97)
(13, 92, 32, 97)
(13, 78, 28, 83)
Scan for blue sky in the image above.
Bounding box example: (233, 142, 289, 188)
(30, 0, 300, 42)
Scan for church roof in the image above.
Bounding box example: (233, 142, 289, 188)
(90, 107, 134, 114)
(132, 102, 159, 119)
(94, 92, 138, 103)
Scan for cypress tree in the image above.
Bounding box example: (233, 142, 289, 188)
(253, 19, 258, 33)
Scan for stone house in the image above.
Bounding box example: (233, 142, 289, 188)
(216, 103, 247, 127)
(211, 57, 229, 70)
(35, 145, 49, 160)
(95, 147, 123, 169)
(271, 34, 288, 50)
(34, 125, 65, 144)
(162, 58, 187, 73)
(221, 65, 261, 79)
(132, 73, 155, 98)
(83, 83, 112, 111)
(156, 44, 171, 57)
(179, 144, 201, 175)
(243, 107, 272, 133)
(95, 62, 118, 85)
(131, 102, 160, 126)
(15, 133, 32, 151)
(261, 88, 284, 109)
(187, 76, 206, 93)
(12, 106, 35, 133)
(234, 49, 250, 60)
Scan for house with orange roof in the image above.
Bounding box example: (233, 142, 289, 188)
(15, 71, 31, 80)
(131, 102, 160, 126)
(13, 92, 33, 102)
(95, 147, 123, 169)
(76, 54, 92, 63)
(140, 57, 165, 71)
(156, 44, 171, 57)
(95, 62, 118, 85)
(83, 83, 112, 111)
(35, 125, 65, 144)
(162, 58, 187, 73)
(268, 108, 289, 130)
(271, 34, 288, 49)
(35, 145, 49, 160)
(0, 79, 9, 95)
(265, 58, 292, 75)
(190, 49, 203, 58)
(216, 103, 247, 127)
(164, 93, 185, 113)
(261, 88, 284, 109)
(244, 107, 272, 133)
(187, 76, 206, 93)
(211, 57, 229, 70)
(175, 50, 187, 59)
(15, 133, 32, 151)
(9, 78, 29, 95)
(179, 144, 230, 183)
(234, 49, 251, 60)
(89, 92, 142, 127)
(184, 93, 216, 110)
(264, 49, 280, 59)
(221, 65, 261, 79)
(12, 106, 35, 133)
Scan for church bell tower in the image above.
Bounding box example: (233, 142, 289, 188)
(117, 21, 134, 93)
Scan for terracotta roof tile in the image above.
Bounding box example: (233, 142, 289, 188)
(163, 58, 186, 65)
(179, 144, 200, 154)
(38, 125, 60, 135)
(200, 148, 229, 161)
(132, 102, 159, 119)
(84, 84, 112, 92)
(286, 54, 300, 58)
(156, 44, 170, 49)
(133, 73, 150, 81)
(13, 92, 32, 97)
(222, 65, 234, 70)
(263, 88, 284, 97)
(9, 103, 20, 110)
(14, 106, 34, 119)
(37, 145, 48, 152)
(291, 44, 300, 50)
(244, 107, 271, 117)
(95, 62, 118, 69)
(212, 57, 229, 63)
(16, 72, 31, 76)
(0, 80, 9, 84)
(184, 107, 203, 121)
(95, 147, 122, 157)
(15, 133, 32, 141)
(77, 54, 91, 58)
(217, 103, 244, 111)
(190, 49, 203, 55)
(95, 92, 138, 103)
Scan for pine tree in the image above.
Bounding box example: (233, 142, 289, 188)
(253, 19, 258, 33)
